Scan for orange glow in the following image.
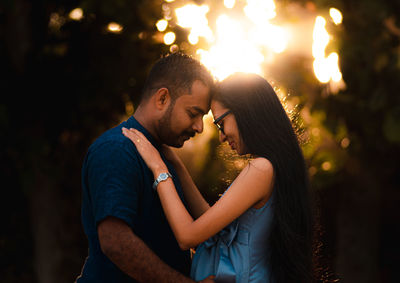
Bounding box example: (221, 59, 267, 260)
(107, 22, 123, 33)
(69, 8, 83, 21)
(322, 161, 332, 171)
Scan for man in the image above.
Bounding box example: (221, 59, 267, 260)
(76, 53, 215, 282)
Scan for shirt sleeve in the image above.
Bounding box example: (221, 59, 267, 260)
(86, 140, 143, 229)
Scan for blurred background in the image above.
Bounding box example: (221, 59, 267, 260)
(1, 0, 399, 282)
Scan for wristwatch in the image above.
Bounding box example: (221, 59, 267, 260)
(153, 172, 173, 190)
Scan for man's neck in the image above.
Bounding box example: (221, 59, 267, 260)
(133, 107, 161, 143)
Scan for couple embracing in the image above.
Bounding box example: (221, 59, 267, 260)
(76, 53, 313, 283)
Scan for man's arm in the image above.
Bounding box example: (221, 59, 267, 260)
(98, 216, 194, 283)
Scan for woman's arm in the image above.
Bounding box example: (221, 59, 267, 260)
(123, 128, 274, 250)
(153, 158, 274, 250)
(161, 145, 210, 219)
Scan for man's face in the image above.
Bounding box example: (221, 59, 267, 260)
(158, 80, 210, 147)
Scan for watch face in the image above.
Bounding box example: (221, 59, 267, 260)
(160, 173, 168, 180)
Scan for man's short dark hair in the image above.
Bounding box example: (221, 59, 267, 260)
(141, 52, 215, 101)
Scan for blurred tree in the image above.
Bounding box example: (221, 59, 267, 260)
(308, 1, 400, 282)
(1, 0, 167, 282)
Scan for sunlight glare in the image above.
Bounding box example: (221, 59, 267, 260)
(243, 0, 276, 24)
(313, 58, 331, 83)
(327, 52, 342, 82)
(312, 16, 330, 59)
(188, 33, 199, 45)
(244, 0, 276, 24)
(196, 15, 264, 80)
(224, 0, 236, 9)
(249, 24, 289, 53)
(170, 0, 290, 79)
(171, 0, 289, 80)
(312, 16, 342, 84)
(175, 4, 214, 44)
(329, 8, 343, 25)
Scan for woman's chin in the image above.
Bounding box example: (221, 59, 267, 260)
(236, 147, 249, 156)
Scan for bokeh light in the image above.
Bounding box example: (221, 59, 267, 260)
(107, 22, 123, 33)
(322, 161, 332, 171)
(164, 31, 176, 45)
(170, 0, 289, 80)
(156, 19, 168, 32)
(330, 7, 343, 25)
(69, 8, 83, 21)
(341, 137, 350, 148)
(157, 1, 343, 85)
(312, 15, 343, 84)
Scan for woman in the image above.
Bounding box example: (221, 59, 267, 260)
(122, 73, 313, 282)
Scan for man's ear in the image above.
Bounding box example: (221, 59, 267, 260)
(154, 87, 171, 110)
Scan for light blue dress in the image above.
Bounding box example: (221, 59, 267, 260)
(190, 195, 274, 282)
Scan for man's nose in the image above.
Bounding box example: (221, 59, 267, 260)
(192, 117, 204, 133)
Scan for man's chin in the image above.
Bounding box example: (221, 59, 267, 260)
(167, 136, 190, 148)
(166, 139, 184, 148)
(165, 135, 192, 148)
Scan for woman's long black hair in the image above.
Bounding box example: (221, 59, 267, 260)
(214, 73, 313, 283)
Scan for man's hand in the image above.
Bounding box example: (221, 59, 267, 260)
(98, 217, 194, 282)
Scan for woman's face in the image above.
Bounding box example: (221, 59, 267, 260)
(211, 100, 246, 155)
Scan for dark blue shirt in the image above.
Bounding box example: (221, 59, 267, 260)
(77, 116, 191, 282)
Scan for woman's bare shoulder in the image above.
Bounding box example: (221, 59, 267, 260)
(249, 157, 273, 173)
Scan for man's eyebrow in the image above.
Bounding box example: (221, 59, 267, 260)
(191, 106, 207, 115)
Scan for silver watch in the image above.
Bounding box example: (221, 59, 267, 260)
(153, 172, 172, 190)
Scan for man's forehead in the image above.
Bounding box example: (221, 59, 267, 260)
(178, 82, 211, 113)
(178, 95, 209, 112)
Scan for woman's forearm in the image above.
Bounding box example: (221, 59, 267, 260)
(155, 178, 199, 250)
(172, 158, 210, 219)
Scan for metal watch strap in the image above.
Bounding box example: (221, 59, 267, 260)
(152, 172, 172, 190)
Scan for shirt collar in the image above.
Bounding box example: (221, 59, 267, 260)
(125, 116, 162, 150)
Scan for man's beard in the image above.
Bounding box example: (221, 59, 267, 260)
(158, 103, 195, 148)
